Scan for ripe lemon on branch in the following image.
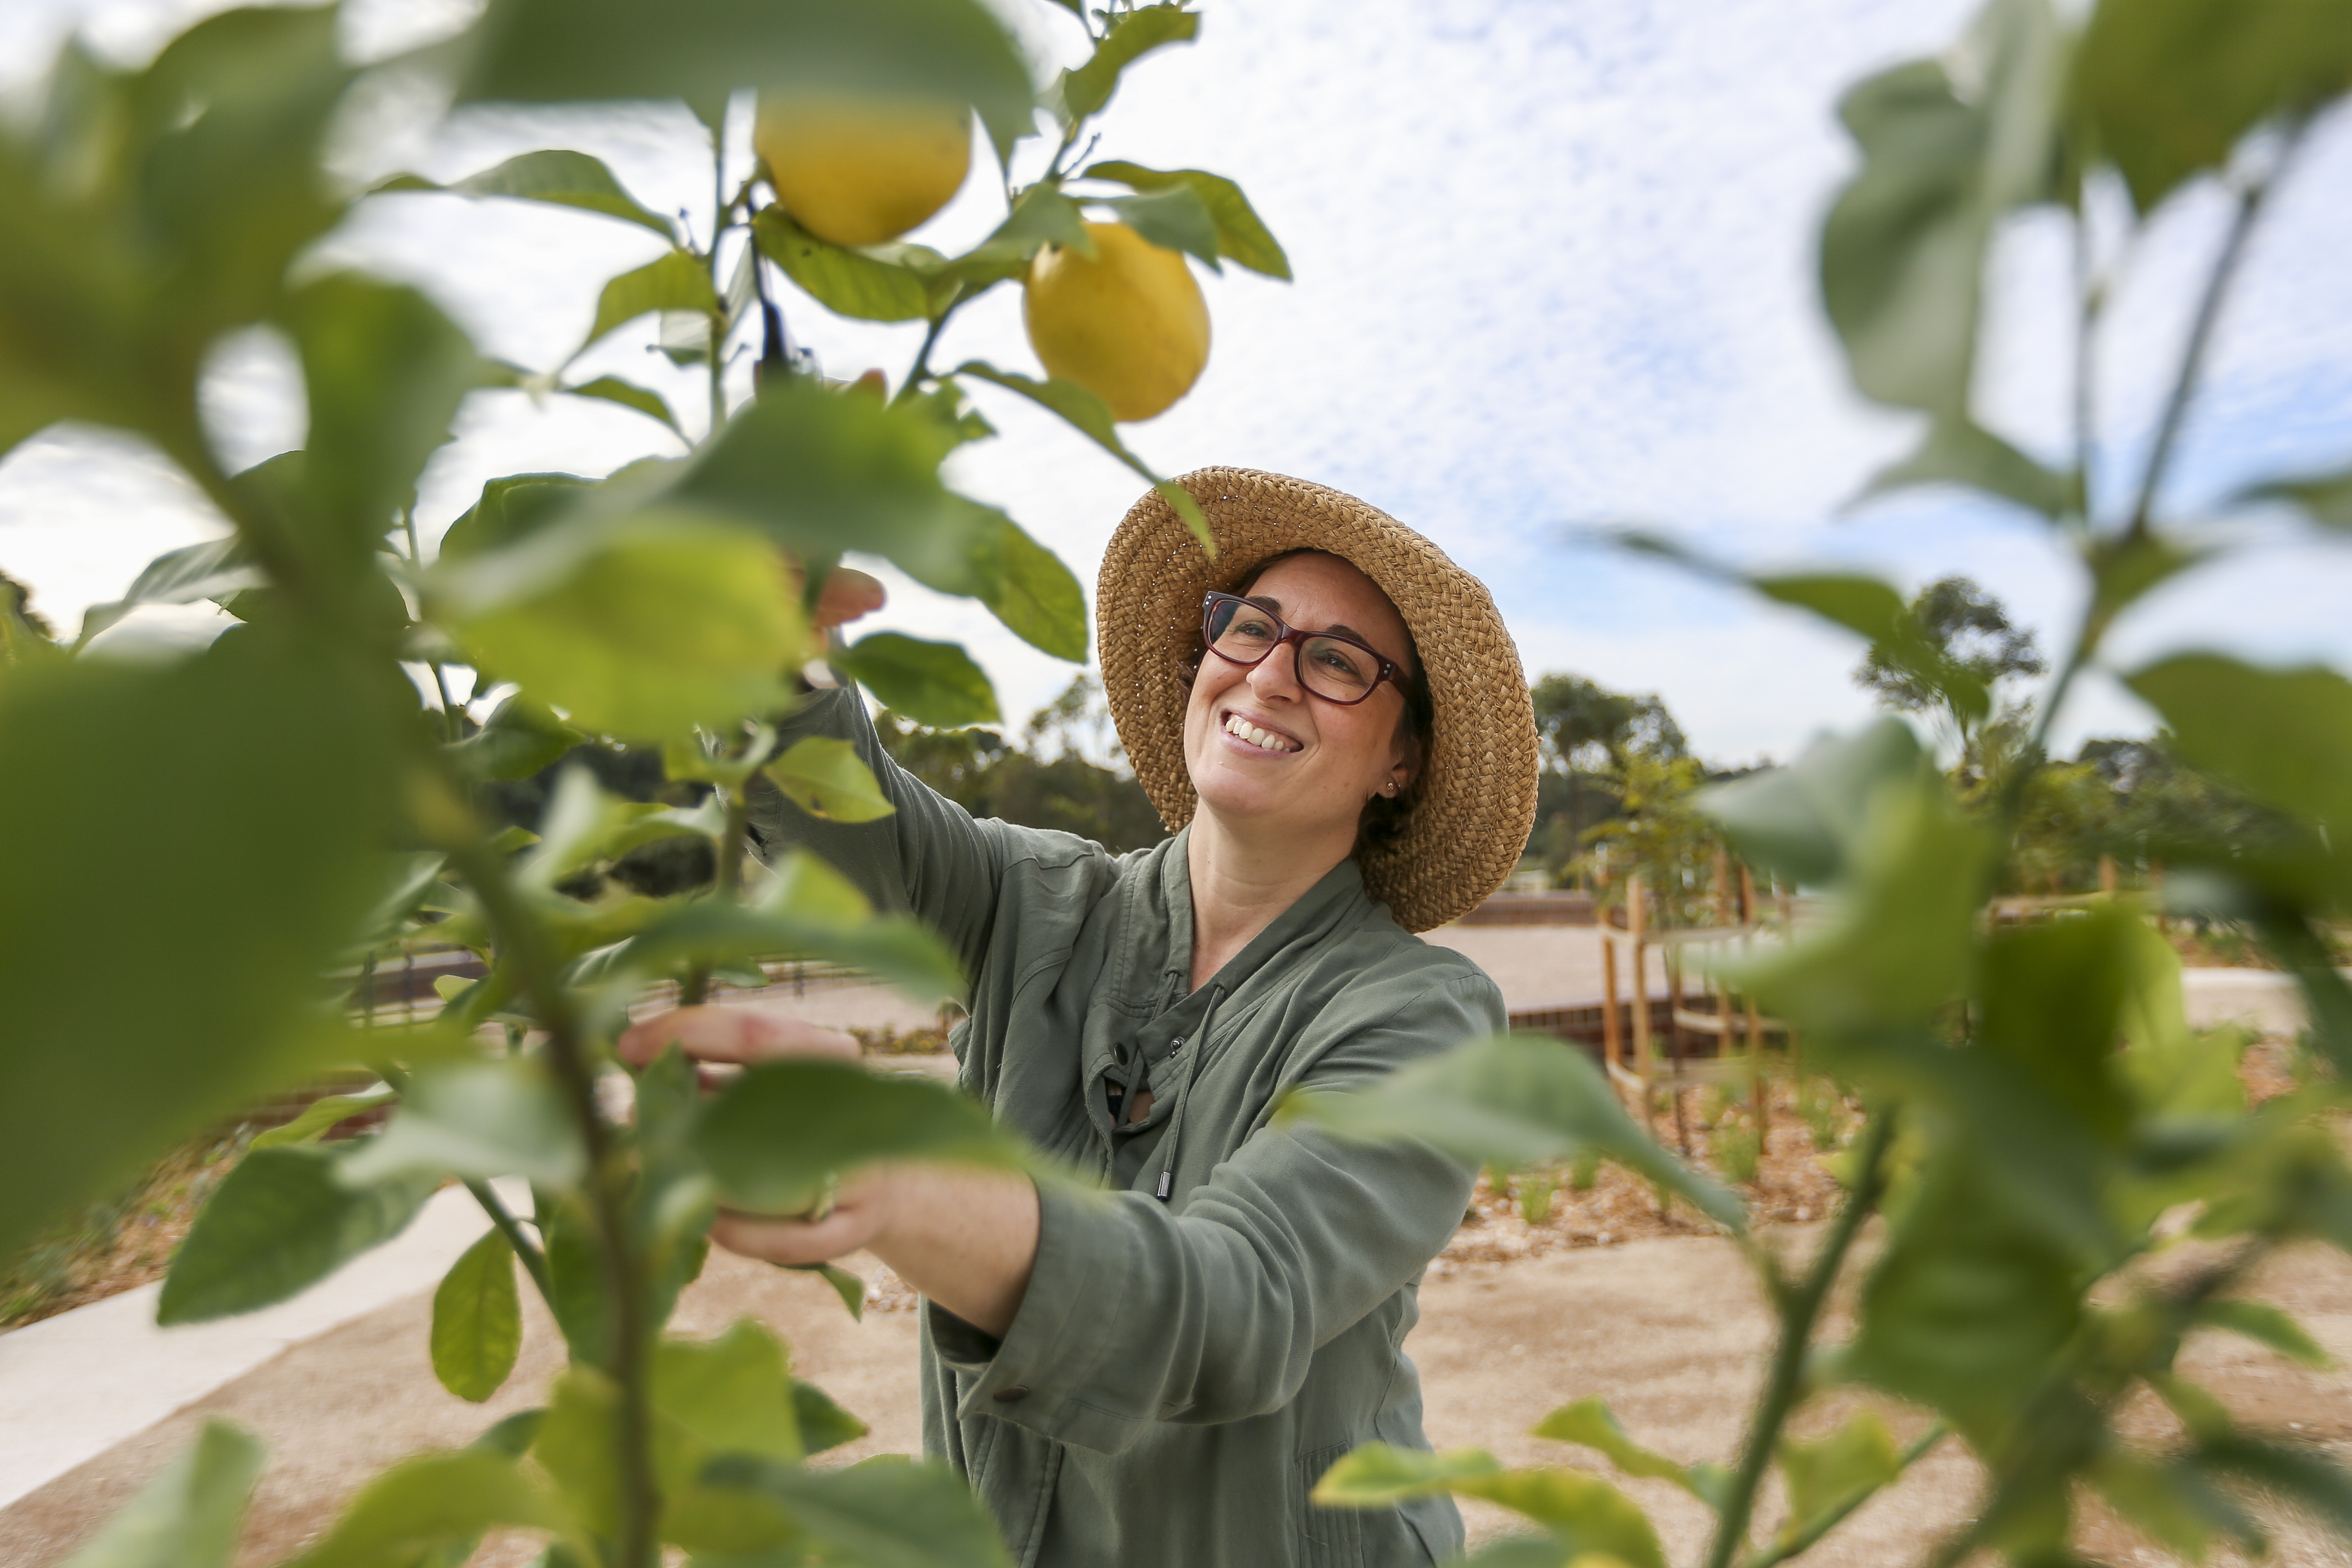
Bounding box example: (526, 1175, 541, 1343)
(754, 93, 971, 248)
(1023, 221, 1209, 422)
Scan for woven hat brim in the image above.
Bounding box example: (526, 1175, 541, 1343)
(1096, 467, 1539, 933)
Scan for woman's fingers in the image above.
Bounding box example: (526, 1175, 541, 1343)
(710, 1187, 887, 1267)
(813, 566, 885, 630)
(616, 1004, 862, 1068)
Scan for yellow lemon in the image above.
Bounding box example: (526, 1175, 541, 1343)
(1023, 222, 1210, 422)
(755, 93, 971, 249)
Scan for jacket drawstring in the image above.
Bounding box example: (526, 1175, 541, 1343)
(1154, 984, 1223, 1202)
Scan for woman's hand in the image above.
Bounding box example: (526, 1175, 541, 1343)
(616, 1003, 860, 1073)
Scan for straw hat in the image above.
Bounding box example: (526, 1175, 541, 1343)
(1097, 467, 1539, 933)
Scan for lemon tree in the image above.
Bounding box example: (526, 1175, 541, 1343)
(0, 3, 1284, 1567)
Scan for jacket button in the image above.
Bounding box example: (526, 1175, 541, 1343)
(992, 1384, 1030, 1402)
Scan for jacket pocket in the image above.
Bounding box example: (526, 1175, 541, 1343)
(1296, 1444, 1370, 1568)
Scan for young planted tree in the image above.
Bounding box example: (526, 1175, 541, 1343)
(0, 2, 1284, 1565)
(1295, 0, 2352, 1562)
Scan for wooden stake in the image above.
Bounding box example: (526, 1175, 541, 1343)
(1629, 875, 1652, 1133)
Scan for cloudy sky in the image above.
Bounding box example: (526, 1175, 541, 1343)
(4, 0, 2349, 765)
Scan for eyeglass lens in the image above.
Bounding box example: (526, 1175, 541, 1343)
(1205, 596, 1381, 703)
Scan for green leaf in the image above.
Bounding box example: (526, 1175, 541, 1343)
(794, 1376, 870, 1452)
(790, 1259, 872, 1321)
(1845, 1146, 2083, 1447)
(2190, 1435, 2352, 1539)
(1531, 1397, 1729, 1508)
(76, 537, 259, 645)
(700, 1454, 1016, 1568)
(444, 515, 803, 742)
(925, 184, 1095, 301)
(58, 1419, 264, 1568)
(538, 1192, 611, 1371)
(1757, 574, 1991, 728)
(2237, 465, 2352, 529)
(289, 1448, 576, 1568)
(1282, 1033, 1746, 1232)
(613, 903, 964, 1006)
(1310, 1443, 1504, 1504)
(251, 1090, 397, 1150)
(656, 377, 999, 594)
(338, 1059, 588, 1187)
(655, 1319, 805, 1462)
(432, 1228, 524, 1403)
(456, 0, 1038, 157)
(2127, 653, 2352, 833)
(752, 207, 935, 323)
(437, 472, 594, 562)
(284, 275, 489, 562)
(517, 765, 719, 886)
(1699, 718, 1925, 888)
(1821, 0, 2067, 414)
(966, 508, 1088, 662)
(578, 249, 719, 358)
(1776, 1412, 1903, 1538)
(2072, 0, 2352, 214)
(158, 1147, 441, 1325)
(834, 632, 1001, 727)
(765, 735, 897, 823)
(1094, 185, 1221, 270)
(1086, 161, 1292, 279)
(1049, 4, 1201, 124)
(446, 692, 584, 782)
(561, 375, 686, 438)
(1976, 902, 2140, 1143)
(2194, 1299, 2333, 1367)
(0, 625, 400, 1265)
(1857, 415, 2070, 520)
(951, 363, 1212, 549)
(694, 1060, 1030, 1216)
(2091, 1447, 2262, 1561)
(376, 149, 675, 238)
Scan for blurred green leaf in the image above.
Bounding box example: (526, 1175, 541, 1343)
(285, 275, 488, 565)
(1753, 574, 1991, 729)
(532, 1369, 631, 1539)
(2091, 1448, 2261, 1561)
(1857, 415, 2069, 520)
(2072, 0, 2352, 213)
(2191, 1435, 2352, 1539)
(432, 1227, 524, 1403)
(1311, 1443, 1504, 1504)
(251, 1090, 397, 1150)
(0, 626, 401, 1264)
(437, 472, 594, 562)
(834, 632, 1001, 728)
(765, 735, 897, 823)
(1094, 185, 1221, 270)
(76, 537, 259, 645)
(1776, 1412, 1903, 1540)
(289, 1448, 576, 1568)
(446, 516, 802, 742)
(1086, 161, 1292, 279)
(694, 1060, 1027, 1216)
(1976, 903, 2138, 1142)
(447, 692, 585, 782)
(537, 1191, 611, 1371)
(655, 1320, 804, 1462)
(158, 1147, 441, 1325)
(926, 184, 1094, 301)
(794, 1376, 870, 1452)
(966, 508, 1088, 662)
(338, 1059, 588, 1187)
(792, 1261, 870, 1323)
(1048, 4, 1200, 124)
(2237, 465, 2352, 529)
(377, 149, 674, 238)
(579, 249, 719, 357)
(561, 376, 686, 439)
(2127, 653, 2352, 833)
(1532, 1398, 1729, 1507)
(456, 0, 1037, 155)
(519, 765, 718, 886)
(1283, 1033, 1746, 1232)
(58, 1418, 263, 1568)
(1315, 1447, 1665, 1568)
(700, 1454, 1015, 1568)
(614, 902, 963, 1004)
(2194, 1298, 2333, 1367)
(1846, 1146, 2083, 1446)
(1821, 0, 2066, 414)
(752, 207, 935, 323)
(952, 363, 1212, 549)
(1699, 718, 1924, 888)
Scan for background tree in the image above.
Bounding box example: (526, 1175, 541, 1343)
(1854, 574, 2044, 749)
(1529, 672, 1691, 884)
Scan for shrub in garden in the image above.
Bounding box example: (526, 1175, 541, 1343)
(0, 2, 1286, 1565)
(1290, 0, 2352, 1563)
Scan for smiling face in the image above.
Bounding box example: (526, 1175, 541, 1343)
(1181, 552, 1421, 848)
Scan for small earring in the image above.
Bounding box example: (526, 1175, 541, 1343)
(1382, 781, 1397, 797)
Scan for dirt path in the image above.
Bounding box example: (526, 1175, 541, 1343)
(11, 1233, 2352, 1568)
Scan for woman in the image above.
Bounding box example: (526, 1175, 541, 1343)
(622, 468, 1539, 1567)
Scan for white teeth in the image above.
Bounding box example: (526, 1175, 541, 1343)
(1225, 714, 1294, 753)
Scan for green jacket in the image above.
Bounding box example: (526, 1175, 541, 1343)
(749, 688, 1499, 1568)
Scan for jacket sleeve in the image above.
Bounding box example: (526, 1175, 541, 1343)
(745, 684, 1004, 983)
(929, 969, 1497, 1454)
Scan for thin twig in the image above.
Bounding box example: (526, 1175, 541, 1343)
(463, 1176, 554, 1304)
(1740, 1421, 1950, 1568)
(679, 779, 751, 1007)
(1704, 1111, 1900, 1568)
(893, 300, 961, 406)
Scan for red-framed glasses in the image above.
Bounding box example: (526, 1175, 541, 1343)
(1200, 591, 1410, 707)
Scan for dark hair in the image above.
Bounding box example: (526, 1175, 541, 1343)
(1214, 549, 1435, 856)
